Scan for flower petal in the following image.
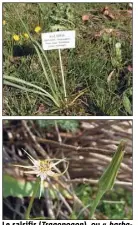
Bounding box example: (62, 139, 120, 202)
(23, 171, 38, 174)
(52, 158, 67, 167)
(47, 170, 60, 177)
(22, 149, 37, 165)
(13, 165, 36, 169)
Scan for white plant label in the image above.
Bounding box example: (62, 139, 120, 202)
(41, 30, 75, 50)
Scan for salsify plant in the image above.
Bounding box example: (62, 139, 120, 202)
(3, 9, 86, 113)
(13, 141, 126, 220)
(14, 149, 68, 219)
(90, 140, 126, 219)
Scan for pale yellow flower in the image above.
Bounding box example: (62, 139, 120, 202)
(3, 20, 6, 25)
(34, 26, 41, 33)
(14, 149, 68, 198)
(13, 34, 20, 41)
(23, 33, 29, 39)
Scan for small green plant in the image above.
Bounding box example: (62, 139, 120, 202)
(122, 88, 132, 115)
(39, 3, 75, 31)
(111, 42, 122, 69)
(3, 8, 86, 113)
(36, 119, 79, 132)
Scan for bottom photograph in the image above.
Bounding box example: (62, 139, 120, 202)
(3, 120, 132, 220)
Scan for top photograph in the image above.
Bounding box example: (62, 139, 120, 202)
(3, 2, 132, 116)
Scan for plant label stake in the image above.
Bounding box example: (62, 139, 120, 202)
(41, 30, 75, 101)
(41, 30, 75, 50)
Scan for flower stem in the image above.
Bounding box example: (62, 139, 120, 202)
(25, 177, 40, 219)
(90, 189, 104, 219)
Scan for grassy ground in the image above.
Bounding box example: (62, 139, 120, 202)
(3, 3, 132, 116)
(75, 184, 132, 220)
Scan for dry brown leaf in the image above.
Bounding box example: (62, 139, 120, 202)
(107, 69, 115, 83)
(94, 28, 121, 38)
(102, 6, 115, 20)
(127, 65, 133, 72)
(82, 14, 90, 22)
(34, 103, 46, 115)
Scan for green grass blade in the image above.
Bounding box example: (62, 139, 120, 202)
(14, 8, 59, 99)
(33, 44, 51, 86)
(33, 40, 58, 91)
(4, 75, 50, 94)
(4, 80, 48, 96)
(33, 44, 60, 103)
(4, 80, 60, 107)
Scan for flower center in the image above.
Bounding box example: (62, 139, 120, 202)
(39, 160, 51, 173)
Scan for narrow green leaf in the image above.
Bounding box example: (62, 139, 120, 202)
(33, 40, 58, 91)
(4, 75, 49, 94)
(3, 174, 40, 198)
(123, 95, 132, 114)
(4, 80, 60, 107)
